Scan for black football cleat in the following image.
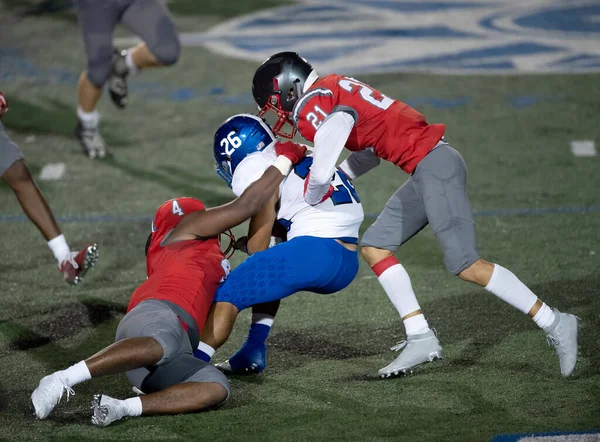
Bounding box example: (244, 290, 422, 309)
(75, 120, 107, 159)
(108, 48, 129, 109)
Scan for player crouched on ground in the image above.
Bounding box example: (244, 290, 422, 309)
(31, 141, 308, 426)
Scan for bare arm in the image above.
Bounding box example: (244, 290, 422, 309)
(246, 192, 278, 254)
(3, 159, 61, 241)
(169, 166, 286, 242)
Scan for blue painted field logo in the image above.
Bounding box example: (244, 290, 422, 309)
(173, 0, 600, 74)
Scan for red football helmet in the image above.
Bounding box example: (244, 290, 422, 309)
(149, 197, 236, 258)
(151, 197, 206, 242)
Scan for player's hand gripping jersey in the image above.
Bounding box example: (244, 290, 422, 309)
(292, 75, 446, 174)
(231, 143, 364, 242)
(128, 198, 230, 332)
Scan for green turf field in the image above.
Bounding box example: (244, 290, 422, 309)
(0, 1, 599, 441)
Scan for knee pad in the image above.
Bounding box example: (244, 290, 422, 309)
(150, 36, 180, 66)
(185, 363, 231, 402)
(86, 54, 113, 87)
(141, 353, 231, 397)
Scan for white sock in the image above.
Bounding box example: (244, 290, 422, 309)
(123, 396, 143, 417)
(374, 259, 422, 317)
(372, 257, 430, 335)
(59, 361, 91, 388)
(532, 303, 556, 332)
(196, 341, 215, 358)
(251, 313, 274, 327)
(48, 234, 71, 267)
(125, 49, 139, 75)
(77, 106, 99, 128)
(403, 314, 430, 336)
(484, 264, 539, 314)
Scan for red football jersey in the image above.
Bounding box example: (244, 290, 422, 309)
(128, 198, 228, 332)
(292, 74, 446, 174)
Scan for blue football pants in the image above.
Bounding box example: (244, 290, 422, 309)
(215, 236, 359, 311)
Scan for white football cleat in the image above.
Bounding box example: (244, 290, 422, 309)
(31, 373, 75, 419)
(91, 394, 128, 427)
(546, 309, 580, 377)
(379, 329, 443, 378)
(131, 386, 145, 396)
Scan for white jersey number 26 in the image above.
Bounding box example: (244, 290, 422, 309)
(220, 131, 242, 156)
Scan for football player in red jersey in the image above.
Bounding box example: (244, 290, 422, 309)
(31, 141, 307, 426)
(0, 91, 97, 285)
(252, 52, 579, 378)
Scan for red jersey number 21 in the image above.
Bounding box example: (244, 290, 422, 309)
(338, 77, 393, 110)
(306, 105, 328, 130)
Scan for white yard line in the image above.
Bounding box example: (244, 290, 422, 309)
(39, 163, 66, 181)
(570, 140, 596, 157)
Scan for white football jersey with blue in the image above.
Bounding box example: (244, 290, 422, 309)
(231, 144, 364, 241)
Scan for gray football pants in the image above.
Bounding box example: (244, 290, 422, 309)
(115, 300, 230, 399)
(76, 0, 180, 87)
(0, 122, 24, 176)
(361, 143, 479, 275)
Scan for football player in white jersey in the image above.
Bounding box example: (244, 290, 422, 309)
(194, 114, 364, 372)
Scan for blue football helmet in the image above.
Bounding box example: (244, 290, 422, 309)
(213, 114, 276, 187)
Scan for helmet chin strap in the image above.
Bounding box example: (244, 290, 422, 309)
(303, 70, 320, 94)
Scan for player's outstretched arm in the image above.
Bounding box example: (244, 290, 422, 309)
(171, 143, 306, 240)
(305, 112, 355, 205)
(0, 92, 72, 267)
(245, 192, 278, 254)
(3, 159, 62, 242)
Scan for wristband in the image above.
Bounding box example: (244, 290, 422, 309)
(272, 156, 293, 176)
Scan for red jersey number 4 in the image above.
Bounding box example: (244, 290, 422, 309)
(172, 200, 184, 216)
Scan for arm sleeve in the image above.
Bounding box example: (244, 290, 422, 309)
(337, 148, 381, 180)
(231, 154, 272, 197)
(304, 112, 355, 205)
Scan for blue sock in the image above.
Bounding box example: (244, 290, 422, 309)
(194, 342, 215, 362)
(228, 323, 272, 373)
(246, 323, 271, 348)
(194, 349, 211, 362)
